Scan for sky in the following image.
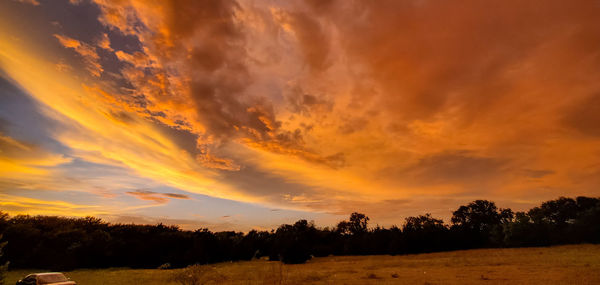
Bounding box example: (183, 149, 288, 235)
(1, 0, 600, 231)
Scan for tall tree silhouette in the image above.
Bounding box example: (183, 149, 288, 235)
(402, 214, 449, 253)
(337, 212, 369, 235)
(451, 200, 506, 247)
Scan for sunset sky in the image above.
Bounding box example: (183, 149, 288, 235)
(1, 0, 600, 231)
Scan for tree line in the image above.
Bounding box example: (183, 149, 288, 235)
(0, 196, 598, 270)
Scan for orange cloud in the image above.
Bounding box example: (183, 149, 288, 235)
(59, 0, 600, 213)
(53, 34, 103, 77)
(97, 33, 112, 51)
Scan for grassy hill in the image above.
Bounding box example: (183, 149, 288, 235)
(6, 244, 600, 284)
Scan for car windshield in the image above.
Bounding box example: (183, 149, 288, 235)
(37, 273, 68, 283)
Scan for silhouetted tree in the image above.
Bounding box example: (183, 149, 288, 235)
(529, 197, 577, 226)
(271, 220, 316, 264)
(499, 208, 514, 224)
(0, 234, 8, 285)
(527, 197, 581, 243)
(503, 212, 539, 246)
(451, 200, 508, 247)
(336, 213, 371, 255)
(0, 197, 598, 269)
(337, 212, 369, 235)
(452, 200, 501, 231)
(572, 197, 600, 243)
(402, 214, 449, 253)
(575, 196, 600, 212)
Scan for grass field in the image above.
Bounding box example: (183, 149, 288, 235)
(6, 244, 600, 284)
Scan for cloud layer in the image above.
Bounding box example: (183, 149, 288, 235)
(1, 0, 600, 229)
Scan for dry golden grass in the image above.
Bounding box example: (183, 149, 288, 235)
(6, 244, 600, 284)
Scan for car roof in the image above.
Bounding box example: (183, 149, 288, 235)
(31, 272, 65, 276)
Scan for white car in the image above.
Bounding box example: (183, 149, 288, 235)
(16, 272, 76, 285)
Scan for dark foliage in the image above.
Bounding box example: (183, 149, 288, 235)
(450, 200, 513, 248)
(402, 214, 450, 253)
(0, 196, 598, 269)
(0, 234, 7, 285)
